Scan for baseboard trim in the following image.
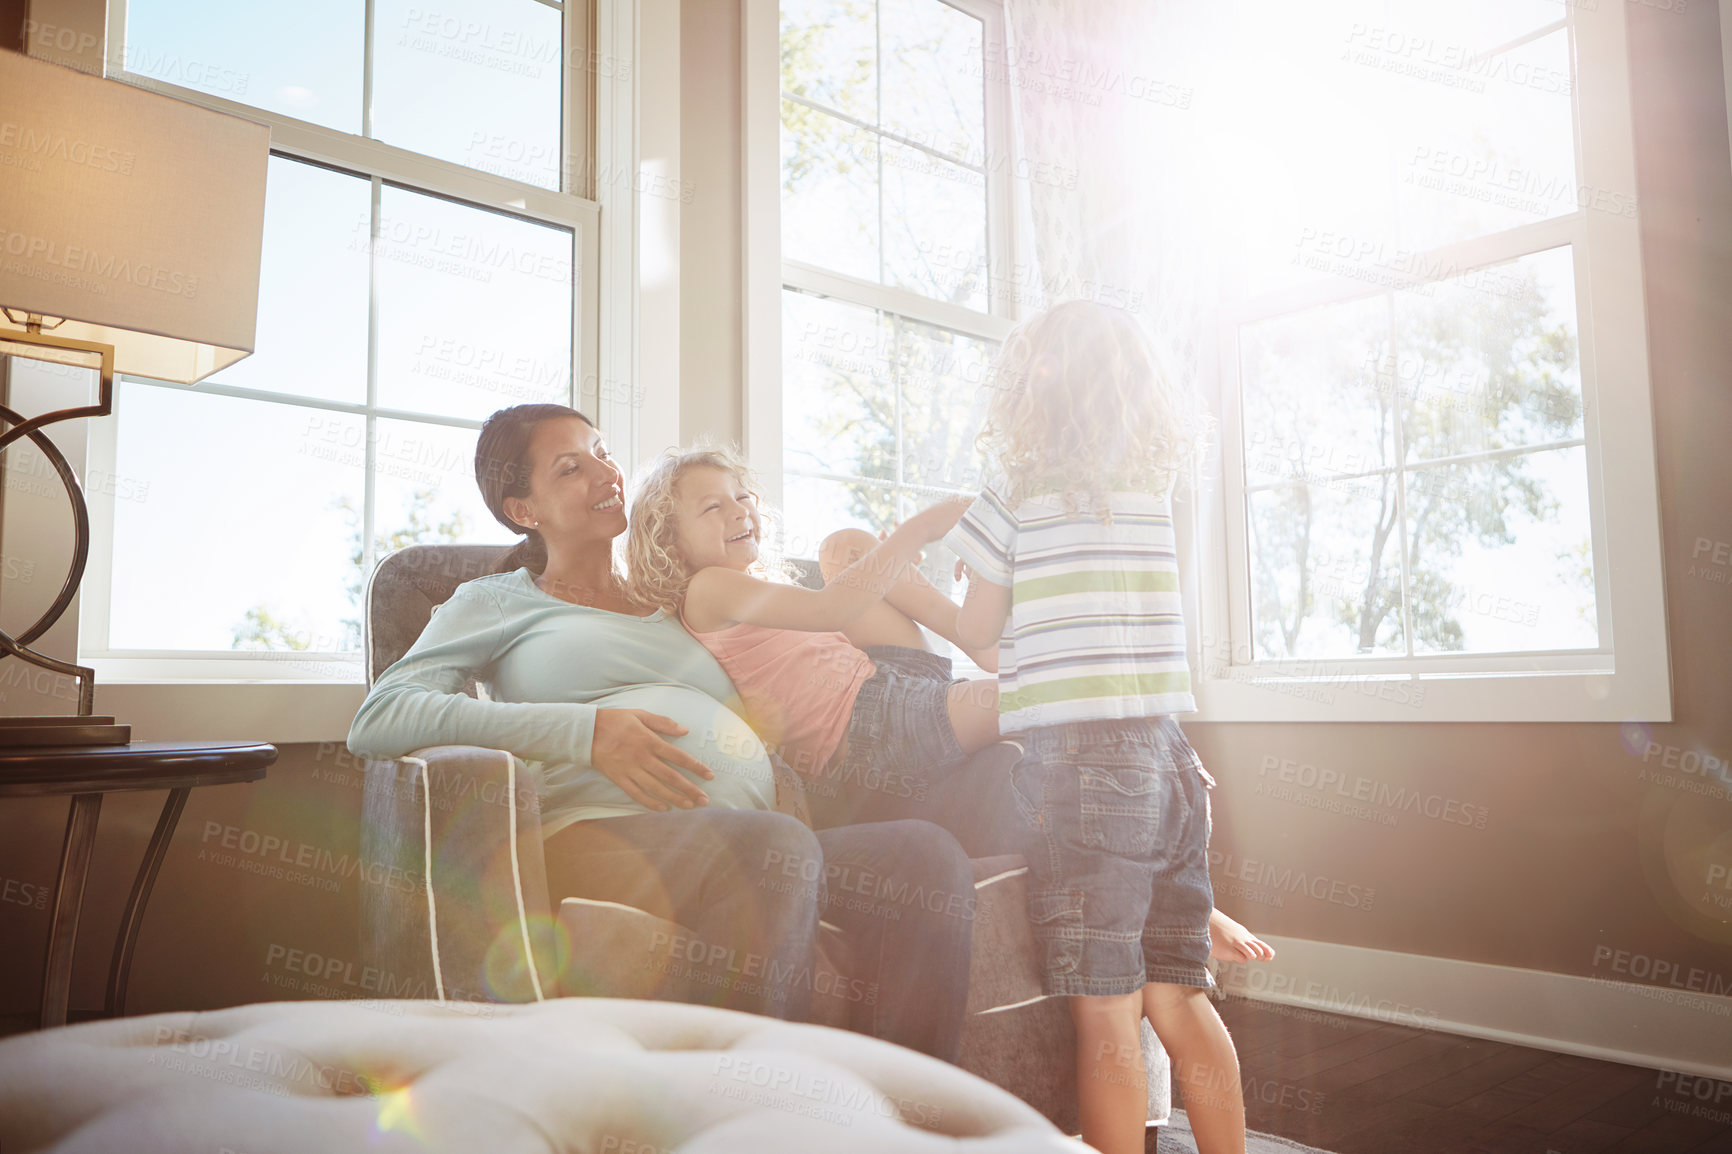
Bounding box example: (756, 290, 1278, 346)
(1217, 935, 1732, 1081)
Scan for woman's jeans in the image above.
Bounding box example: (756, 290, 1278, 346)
(809, 738, 1028, 860)
(543, 809, 973, 1063)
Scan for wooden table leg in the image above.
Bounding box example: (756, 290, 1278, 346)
(104, 786, 189, 1018)
(40, 793, 102, 1029)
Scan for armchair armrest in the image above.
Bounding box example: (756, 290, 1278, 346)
(359, 745, 556, 1004)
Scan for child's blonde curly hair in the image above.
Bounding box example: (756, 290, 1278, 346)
(978, 300, 1210, 516)
(625, 442, 792, 613)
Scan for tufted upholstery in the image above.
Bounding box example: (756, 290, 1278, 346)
(0, 998, 1089, 1153)
(357, 545, 1171, 1134)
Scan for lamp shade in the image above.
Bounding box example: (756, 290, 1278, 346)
(0, 51, 269, 384)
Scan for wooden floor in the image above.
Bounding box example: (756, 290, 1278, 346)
(1144, 997, 1732, 1153)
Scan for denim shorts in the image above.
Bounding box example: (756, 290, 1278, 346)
(802, 646, 965, 824)
(840, 645, 966, 778)
(1010, 715, 1216, 997)
(800, 648, 969, 828)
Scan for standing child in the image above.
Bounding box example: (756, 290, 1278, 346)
(945, 301, 1246, 1154)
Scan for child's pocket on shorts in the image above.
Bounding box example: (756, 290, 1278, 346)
(1078, 766, 1163, 856)
(1008, 753, 1042, 829)
(1026, 891, 1084, 977)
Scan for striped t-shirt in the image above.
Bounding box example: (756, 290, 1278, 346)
(946, 477, 1195, 734)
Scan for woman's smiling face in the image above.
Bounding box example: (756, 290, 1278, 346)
(672, 465, 761, 572)
(503, 416, 626, 544)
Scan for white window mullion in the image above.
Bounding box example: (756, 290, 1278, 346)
(592, 0, 639, 472)
(1572, 0, 1662, 695)
(974, 0, 1017, 321)
(743, 0, 785, 506)
(786, 470, 901, 491)
(781, 92, 985, 173)
(577, 208, 601, 413)
(1250, 650, 1612, 678)
(891, 314, 903, 496)
(1216, 312, 1254, 679)
(1478, 19, 1567, 62)
(1389, 296, 1415, 661)
(82, 379, 119, 657)
(1569, 0, 1614, 660)
(565, 0, 591, 408)
(1576, 235, 1616, 653)
(99, 75, 599, 232)
(104, 0, 127, 76)
(782, 261, 1011, 342)
(362, 176, 382, 598)
(1229, 214, 1582, 328)
(362, 0, 376, 139)
(874, 1, 885, 291)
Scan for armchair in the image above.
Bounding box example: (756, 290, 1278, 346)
(354, 544, 1171, 1134)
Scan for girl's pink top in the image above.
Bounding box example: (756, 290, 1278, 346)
(680, 609, 875, 777)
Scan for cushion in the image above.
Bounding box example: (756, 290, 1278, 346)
(0, 998, 1079, 1153)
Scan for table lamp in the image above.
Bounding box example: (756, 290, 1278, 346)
(0, 49, 269, 745)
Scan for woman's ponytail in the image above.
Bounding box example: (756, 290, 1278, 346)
(475, 404, 593, 576)
(492, 530, 549, 576)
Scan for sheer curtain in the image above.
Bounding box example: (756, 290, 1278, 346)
(999, 0, 1224, 361)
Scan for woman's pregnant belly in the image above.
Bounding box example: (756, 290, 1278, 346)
(538, 685, 777, 821)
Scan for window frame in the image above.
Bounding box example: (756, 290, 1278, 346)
(84, 0, 601, 682)
(4, 0, 642, 741)
(741, 0, 1670, 725)
(1189, 2, 1671, 722)
(746, 0, 1018, 517)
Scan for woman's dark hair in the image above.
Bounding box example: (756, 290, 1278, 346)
(475, 403, 596, 575)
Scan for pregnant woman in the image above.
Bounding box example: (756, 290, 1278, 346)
(346, 403, 974, 1061)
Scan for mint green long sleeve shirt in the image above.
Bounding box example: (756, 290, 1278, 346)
(346, 566, 777, 837)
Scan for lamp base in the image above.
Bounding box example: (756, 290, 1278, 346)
(0, 716, 130, 746)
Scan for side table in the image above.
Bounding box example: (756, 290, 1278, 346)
(0, 740, 276, 1029)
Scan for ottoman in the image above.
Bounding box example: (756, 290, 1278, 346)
(0, 997, 1090, 1153)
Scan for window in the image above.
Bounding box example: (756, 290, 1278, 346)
(68, 0, 601, 686)
(773, 0, 1012, 660)
(1194, 0, 1668, 720)
(750, 0, 1667, 720)
(117, 0, 564, 189)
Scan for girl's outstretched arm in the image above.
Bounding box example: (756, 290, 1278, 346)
(683, 498, 972, 634)
(819, 527, 998, 670)
(883, 565, 1000, 671)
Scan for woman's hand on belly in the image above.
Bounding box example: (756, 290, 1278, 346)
(591, 708, 717, 811)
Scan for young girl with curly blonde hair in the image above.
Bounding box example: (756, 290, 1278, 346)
(624, 445, 1002, 823)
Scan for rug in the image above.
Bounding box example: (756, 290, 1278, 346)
(1154, 1110, 1337, 1154)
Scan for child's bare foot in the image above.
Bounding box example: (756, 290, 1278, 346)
(1210, 908, 1275, 962)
